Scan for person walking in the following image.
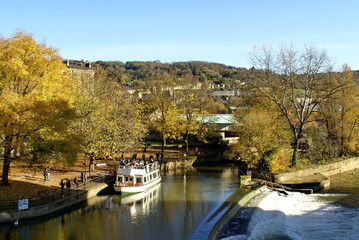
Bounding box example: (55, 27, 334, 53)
(73, 177, 78, 188)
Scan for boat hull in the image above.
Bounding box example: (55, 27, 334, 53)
(114, 177, 161, 194)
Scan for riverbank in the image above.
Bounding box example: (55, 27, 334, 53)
(0, 181, 109, 223)
(273, 156, 359, 184)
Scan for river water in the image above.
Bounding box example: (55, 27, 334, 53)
(0, 165, 244, 240)
(221, 168, 359, 240)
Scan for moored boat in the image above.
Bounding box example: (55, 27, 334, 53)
(113, 161, 161, 194)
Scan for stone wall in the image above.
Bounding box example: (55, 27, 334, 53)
(0, 183, 107, 223)
(159, 152, 224, 174)
(274, 157, 359, 182)
(192, 152, 223, 165)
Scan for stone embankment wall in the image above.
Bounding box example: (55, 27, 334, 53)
(274, 157, 359, 182)
(159, 158, 196, 172)
(159, 152, 223, 173)
(0, 183, 107, 223)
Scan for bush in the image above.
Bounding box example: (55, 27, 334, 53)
(268, 148, 292, 172)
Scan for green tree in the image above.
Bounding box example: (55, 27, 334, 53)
(0, 31, 78, 185)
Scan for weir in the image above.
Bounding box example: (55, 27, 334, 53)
(218, 166, 359, 240)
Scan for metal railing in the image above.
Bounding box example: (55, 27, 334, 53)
(0, 174, 113, 212)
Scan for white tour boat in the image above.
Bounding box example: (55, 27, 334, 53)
(114, 161, 161, 194)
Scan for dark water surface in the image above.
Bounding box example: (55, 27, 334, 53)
(0, 165, 243, 240)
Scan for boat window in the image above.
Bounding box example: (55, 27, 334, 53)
(125, 176, 128, 182)
(153, 173, 157, 178)
(144, 177, 147, 183)
(136, 177, 142, 183)
(119, 176, 123, 182)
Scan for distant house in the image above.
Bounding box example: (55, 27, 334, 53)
(203, 114, 239, 145)
(63, 59, 94, 80)
(209, 81, 225, 90)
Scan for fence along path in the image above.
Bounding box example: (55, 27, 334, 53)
(0, 174, 113, 212)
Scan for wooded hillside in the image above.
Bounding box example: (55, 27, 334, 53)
(93, 60, 251, 87)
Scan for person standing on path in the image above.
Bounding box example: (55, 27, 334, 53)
(66, 179, 71, 195)
(43, 167, 50, 182)
(43, 168, 47, 182)
(60, 179, 65, 197)
(46, 166, 50, 181)
(156, 152, 160, 161)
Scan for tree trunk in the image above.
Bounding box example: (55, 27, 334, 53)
(340, 109, 345, 156)
(161, 136, 165, 153)
(1, 146, 12, 186)
(89, 154, 95, 173)
(291, 139, 299, 167)
(184, 135, 189, 153)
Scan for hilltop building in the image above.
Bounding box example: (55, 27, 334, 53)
(63, 59, 94, 80)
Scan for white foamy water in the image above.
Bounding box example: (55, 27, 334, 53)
(224, 188, 359, 240)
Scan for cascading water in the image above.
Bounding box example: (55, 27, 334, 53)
(221, 169, 359, 240)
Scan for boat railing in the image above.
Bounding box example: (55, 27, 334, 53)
(122, 161, 159, 173)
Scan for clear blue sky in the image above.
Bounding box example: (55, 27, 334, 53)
(2, 0, 359, 69)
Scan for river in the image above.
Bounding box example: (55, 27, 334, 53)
(220, 168, 359, 240)
(0, 164, 245, 240)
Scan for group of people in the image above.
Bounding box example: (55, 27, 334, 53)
(129, 152, 164, 161)
(60, 177, 79, 198)
(120, 156, 155, 167)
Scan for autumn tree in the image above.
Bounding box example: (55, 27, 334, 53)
(248, 45, 352, 166)
(227, 99, 291, 171)
(143, 73, 182, 152)
(317, 65, 359, 158)
(72, 68, 146, 168)
(0, 31, 78, 185)
(175, 76, 209, 152)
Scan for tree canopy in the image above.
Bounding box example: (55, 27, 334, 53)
(71, 68, 146, 161)
(225, 45, 357, 171)
(0, 31, 78, 185)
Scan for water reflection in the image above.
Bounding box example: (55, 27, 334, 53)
(0, 165, 242, 240)
(112, 184, 161, 219)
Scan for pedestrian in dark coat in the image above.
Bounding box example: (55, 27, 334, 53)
(73, 177, 78, 188)
(60, 180, 65, 197)
(66, 179, 71, 195)
(43, 168, 48, 182)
